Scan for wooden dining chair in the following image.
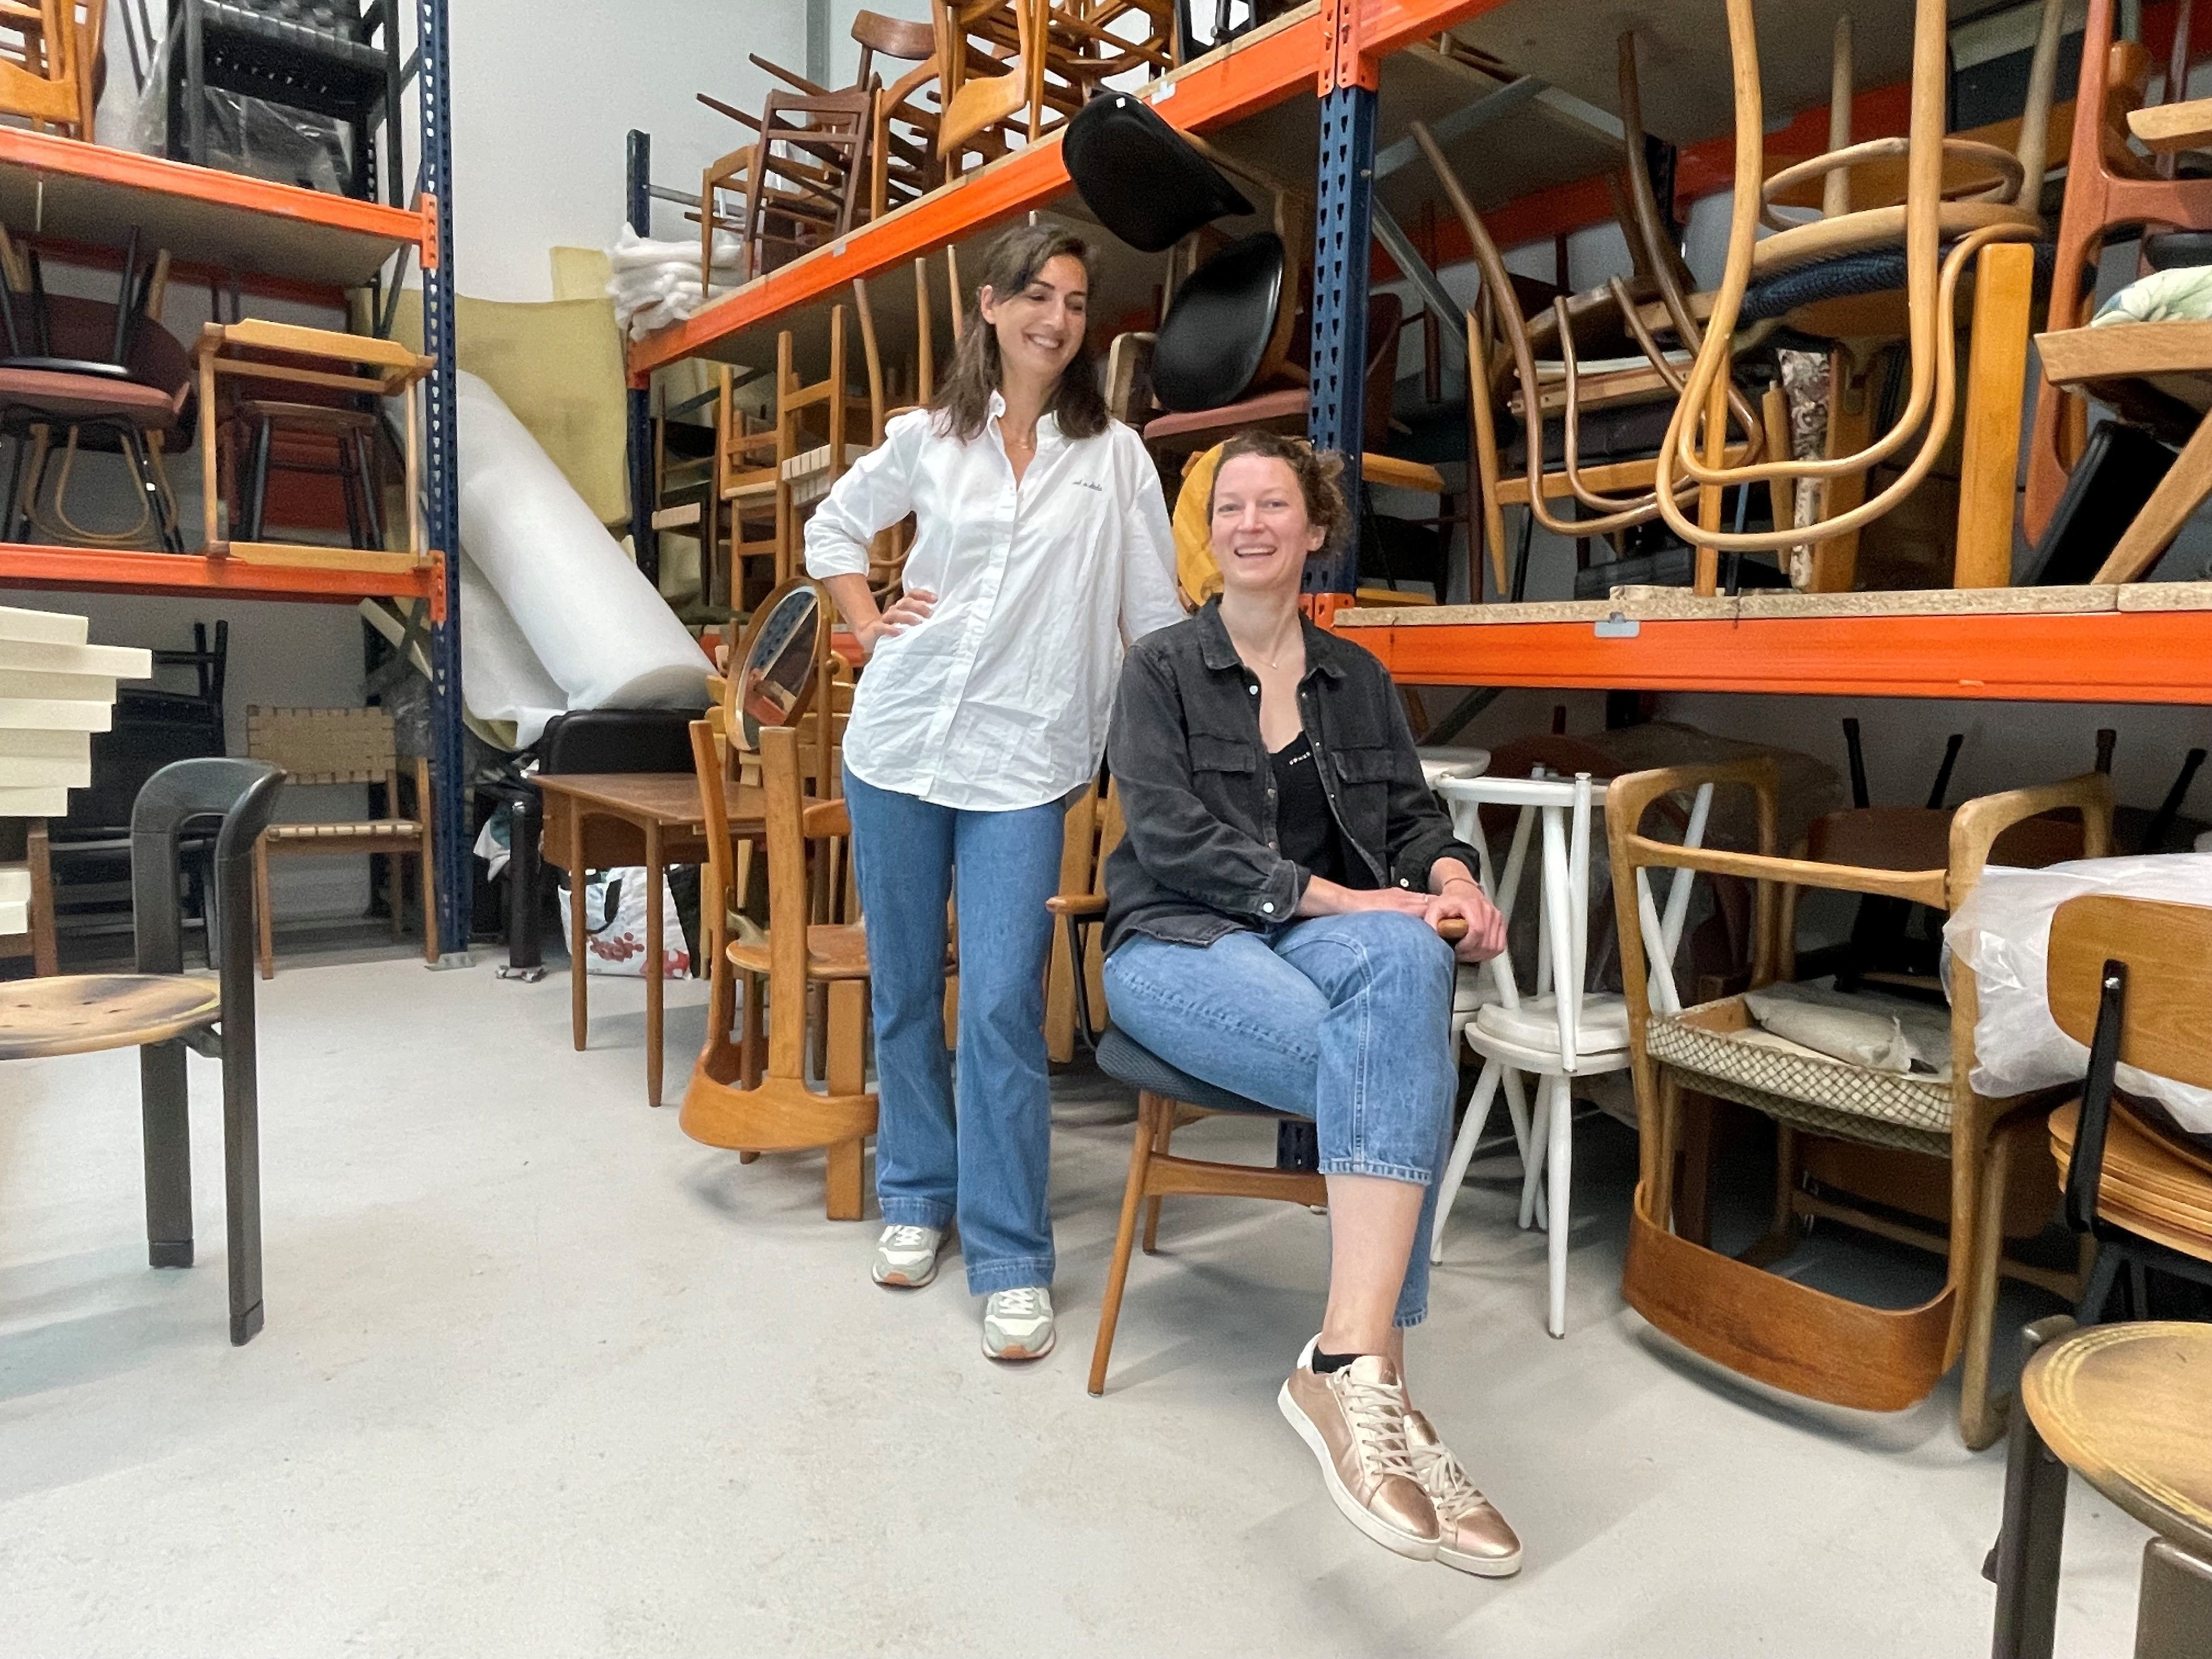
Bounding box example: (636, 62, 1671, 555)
(933, 0, 1176, 175)
(2024, 0, 2212, 545)
(1645, 0, 2063, 588)
(0, 816, 55, 975)
(737, 86, 876, 280)
(246, 706, 436, 978)
(1609, 759, 2112, 1448)
(681, 579, 878, 1221)
(0, 757, 284, 1344)
(0, 0, 99, 138)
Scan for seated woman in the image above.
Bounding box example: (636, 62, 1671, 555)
(1100, 431, 1521, 1576)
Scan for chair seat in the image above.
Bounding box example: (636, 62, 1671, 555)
(0, 973, 219, 1060)
(265, 818, 421, 842)
(2051, 1098, 2212, 1265)
(0, 367, 183, 426)
(1646, 995, 1954, 1154)
(1143, 386, 1309, 453)
(728, 924, 871, 981)
(233, 399, 380, 432)
(1473, 993, 1630, 1058)
(1094, 1026, 1285, 1118)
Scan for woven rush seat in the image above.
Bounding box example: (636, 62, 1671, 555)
(263, 817, 421, 841)
(1646, 995, 1953, 1155)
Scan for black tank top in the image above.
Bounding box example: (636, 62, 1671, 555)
(1270, 730, 1347, 887)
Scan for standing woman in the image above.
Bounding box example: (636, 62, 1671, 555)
(806, 224, 1184, 1362)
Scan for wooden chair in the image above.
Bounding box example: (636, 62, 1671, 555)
(0, 757, 284, 1344)
(193, 320, 431, 573)
(246, 706, 435, 979)
(774, 300, 881, 583)
(681, 578, 877, 1221)
(1412, 35, 1777, 598)
(1609, 760, 2112, 1449)
(714, 359, 782, 608)
(1989, 1317, 2212, 1659)
(738, 87, 876, 280)
(933, 0, 1176, 175)
(2044, 893, 2212, 1320)
(1646, 0, 2063, 587)
(0, 816, 55, 974)
(1045, 775, 1119, 1065)
(2025, 0, 2212, 544)
(0, 0, 99, 138)
(853, 9, 944, 220)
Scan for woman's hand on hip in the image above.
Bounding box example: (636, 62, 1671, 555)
(1425, 878, 1506, 962)
(857, 588, 935, 658)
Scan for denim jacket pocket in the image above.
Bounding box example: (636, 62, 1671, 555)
(1189, 735, 1257, 775)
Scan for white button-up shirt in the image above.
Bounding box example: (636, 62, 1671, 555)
(804, 394, 1183, 810)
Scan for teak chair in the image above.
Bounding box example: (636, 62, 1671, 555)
(1648, 0, 2063, 586)
(1609, 760, 2112, 1449)
(246, 706, 436, 979)
(0, 757, 284, 1344)
(193, 320, 430, 572)
(2045, 894, 2212, 1321)
(0, 816, 55, 975)
(933, 0, 1176, 174)
(2025, 0, 2212, 544)
(681, 578, 877, 1221)
(0, 0, 98, 138)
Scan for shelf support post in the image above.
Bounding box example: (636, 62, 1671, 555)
(418, 0, 470, 961)
(1306, 0, 1379, 610)
(626, 129, 659, 591)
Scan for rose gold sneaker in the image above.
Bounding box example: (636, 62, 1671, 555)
(1277, 1337, 1440, 1561)
(1404, 1410, 1523, 1576)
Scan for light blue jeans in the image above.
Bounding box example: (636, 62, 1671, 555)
(1101, 912, 1457, 1326)
(844, 767, 1070, 1296)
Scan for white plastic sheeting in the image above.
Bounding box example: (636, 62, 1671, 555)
(453, 370, 709, 746)
(1944, 853, 2212, 1135)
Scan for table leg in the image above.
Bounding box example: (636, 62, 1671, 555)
(646, 819, 664, 1107)
(570, 804, 589, 1052)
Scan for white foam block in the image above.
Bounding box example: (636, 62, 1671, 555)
(0, 605, 88, 646)
(0, 748, 90, 786)
(0, 727, 91, 758)
(0, 668, 117, 702)
(0, 865, 28, 904)
(0, 698, 116, 732)
(0, 896, 26, 935)
(0, 637, 151, 678)
(0, 785, 71, 815)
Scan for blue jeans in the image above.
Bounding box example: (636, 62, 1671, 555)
(1102, 912, 1457, 1327)
(844, 767, 1070, 1295)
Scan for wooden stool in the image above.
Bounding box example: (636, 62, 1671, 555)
(1991, 1317, 2212, 1659)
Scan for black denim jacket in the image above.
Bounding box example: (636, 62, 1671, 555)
(1102, 599, 1481, 955)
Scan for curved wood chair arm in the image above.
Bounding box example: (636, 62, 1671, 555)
(1949, 771, 2114, 901)
(800, 798, 851, 839)
(1048, 893, 1107, 918)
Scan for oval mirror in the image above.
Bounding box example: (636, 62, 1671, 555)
(730, 577, 826, 751)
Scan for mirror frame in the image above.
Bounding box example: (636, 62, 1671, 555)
(725, 575, 829, 752)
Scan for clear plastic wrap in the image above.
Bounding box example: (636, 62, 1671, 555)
(606, 224, 745, 340)
(1943, 853, 2212, 1134)
(131, 35, 349, 196)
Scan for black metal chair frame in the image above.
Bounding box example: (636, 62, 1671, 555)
(164, 0, 406, 206)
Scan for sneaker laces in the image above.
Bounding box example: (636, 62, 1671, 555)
(1409, 1437, 1485, 1518)
(1335, 1372, 1419, 1483)
(881, 1225, 934, 1252)
(991, 1286, 1048, 1321)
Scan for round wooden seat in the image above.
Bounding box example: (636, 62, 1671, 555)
(2022, 1321, 2212, 1561)
(0, 974, 221, 1061)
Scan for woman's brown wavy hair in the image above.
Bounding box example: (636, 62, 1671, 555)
(929, 223, 1109, 444)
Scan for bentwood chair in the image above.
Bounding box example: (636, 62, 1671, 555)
(0, 757, 283, 1344)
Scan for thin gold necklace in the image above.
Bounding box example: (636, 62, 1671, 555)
(1235, 618, 1302, 670)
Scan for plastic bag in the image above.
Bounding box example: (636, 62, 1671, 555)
(131, 35, 350, 196)
(558, 866, 696, 979)
(606, 224, 744, 339)
(1942, 853, 2212, 1133)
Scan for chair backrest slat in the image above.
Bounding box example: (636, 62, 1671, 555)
(2049, 894, 2212, 1091)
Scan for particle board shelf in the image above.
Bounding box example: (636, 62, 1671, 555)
(0, 544, 443, 608)
(0, 127, 431, 290)
(1339, 589, 2212, 703)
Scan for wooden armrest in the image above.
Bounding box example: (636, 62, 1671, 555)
(1949, 773, 2114, 896)
(800, 799, 851, 839)
(2129, 95, 2212, 154)
(2035, 321, 2212, 390)
(1048, 894, 1107, 918)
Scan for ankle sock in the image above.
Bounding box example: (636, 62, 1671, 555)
(1310, 1346, 1362, 1374)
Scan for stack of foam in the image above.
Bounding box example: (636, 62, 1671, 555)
(1, 604, 152, 949)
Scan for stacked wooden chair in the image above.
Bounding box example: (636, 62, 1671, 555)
(1608, 759, 2112, 1448)
(933, 0, 1177, 177)
(0, 0, 101, 139)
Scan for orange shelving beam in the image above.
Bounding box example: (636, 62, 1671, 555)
(0, 545, 444, 612)
(1352, 611, 2212, 704)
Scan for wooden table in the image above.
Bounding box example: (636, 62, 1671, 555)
(532, 772, 761, 1107)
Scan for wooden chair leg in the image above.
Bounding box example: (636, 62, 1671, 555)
(1673, 1091, 1716, 1248)
(1961, 1114, 2025, 1451)
(1741, 1121, 1802, 1268)
(822, 979, 869, 1218)
(823, 1138, 864, 1220)
(419, 843, 437, 964)
(1089, 1092, 1159, 1397)
(738, 968, 765, 1090)
(26, 816, 55, 975)
(385, 851, 402, 943)
(253, 838, 274, 980)
(1141, 1104, 1176, 1254)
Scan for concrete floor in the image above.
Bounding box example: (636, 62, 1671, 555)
(0, 953, 2154, 1656)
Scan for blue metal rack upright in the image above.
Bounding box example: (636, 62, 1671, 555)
(417, 0, 469, 958)
(1306, 0, 1379, 603)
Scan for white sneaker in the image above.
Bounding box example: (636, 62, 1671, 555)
(982, 1285, 1054, 1360)
(872, 1224, 944, 1288)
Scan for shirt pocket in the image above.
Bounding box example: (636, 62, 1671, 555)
(1327, 743, 1398, 859)
(1187, 732, 1260, 830)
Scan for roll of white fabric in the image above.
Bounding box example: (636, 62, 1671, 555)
(452, 371, 709, 735)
